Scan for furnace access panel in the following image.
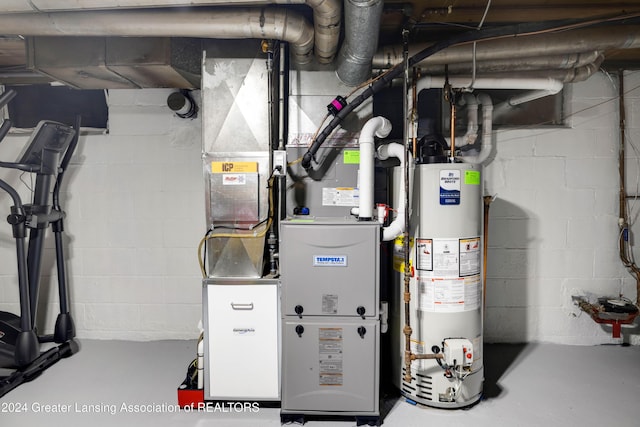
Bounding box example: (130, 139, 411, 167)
(279, 220, 380, 318)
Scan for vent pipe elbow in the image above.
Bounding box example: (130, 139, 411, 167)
(336, 0, 384, 86)
(461, 93, 493, 165)
(358, 116, 392, 220)
(456, 93, 479, 146)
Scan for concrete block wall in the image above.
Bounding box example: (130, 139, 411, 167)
(1, 73, 639, 344)
(484, 70, 639, 345)
(0, 89, 205, 340)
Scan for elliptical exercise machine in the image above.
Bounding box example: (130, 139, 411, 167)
(0, 88, 80, 397)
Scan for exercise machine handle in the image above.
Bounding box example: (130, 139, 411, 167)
(0, 89, 16, 144)
(0, 89, 16, 110)
(0, 119, 11, 142)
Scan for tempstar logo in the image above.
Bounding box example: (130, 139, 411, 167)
(313, 255, 348, 267)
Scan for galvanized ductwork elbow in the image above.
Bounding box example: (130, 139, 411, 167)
(336, 0, 384, 86)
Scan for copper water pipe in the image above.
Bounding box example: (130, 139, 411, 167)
(401, 30, 414, 384)
(450, 102, 456, 162)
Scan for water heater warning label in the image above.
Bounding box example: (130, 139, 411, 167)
(416, 239, 433, 271)
(460, 238, 481, 276)
(418, 275, 481, 312)
(440, 170, 461, 205)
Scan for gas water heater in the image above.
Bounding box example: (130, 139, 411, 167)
(391, 160, 484, 408)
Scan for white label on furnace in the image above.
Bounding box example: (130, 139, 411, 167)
(222, 174, 247, 185)
(319, 328, 343, 386)
(322, 187, 359, 206)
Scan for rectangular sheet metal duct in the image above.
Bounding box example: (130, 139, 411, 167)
(27, 36, 201, 89)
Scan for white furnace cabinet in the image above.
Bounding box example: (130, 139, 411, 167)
(203, 278, 280, 401)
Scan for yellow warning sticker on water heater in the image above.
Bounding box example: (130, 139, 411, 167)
(211, 161, 258, 173)
(464, 170, 480, 185)
(393, 236, 414, 273)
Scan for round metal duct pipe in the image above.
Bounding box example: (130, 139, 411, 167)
(0, 8, 315, 65)
(0, 0, 341, 65)
(335, 0, 384, 86)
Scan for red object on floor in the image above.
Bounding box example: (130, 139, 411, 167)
(177, 387, 204, 408)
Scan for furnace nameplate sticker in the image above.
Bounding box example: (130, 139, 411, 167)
(319, 328, 343, 386)
(322, 187, 359, 206)
(322, 294, 338, 314)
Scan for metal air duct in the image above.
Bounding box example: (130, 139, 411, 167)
(335, 0, 384, 86)
(0, 8, 315, 66)
(0, 0, 341, 65)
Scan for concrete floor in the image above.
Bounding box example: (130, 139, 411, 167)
(1, 340, 638, 427)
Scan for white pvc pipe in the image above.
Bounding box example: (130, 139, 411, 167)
(413, 75, 562, 164)
(459, 93, 493, 165)
(416, 75, 564, 93)
(415, 76, 563, 118)
(452, 93, 479, 147)
(377, 142, 413, 241)
(197, 337, 205, 389)
(357, 116, 392, 219)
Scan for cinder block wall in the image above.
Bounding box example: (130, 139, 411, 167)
(0, 89, 204, 340)
(1, 74, 639, 343)
(484, 71, 639, 344)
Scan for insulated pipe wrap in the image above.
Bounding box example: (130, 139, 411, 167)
(306, 0, 342, 63)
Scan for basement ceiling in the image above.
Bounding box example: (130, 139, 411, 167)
(381, 0, 640, 69)
(0, 1, 639, 88)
